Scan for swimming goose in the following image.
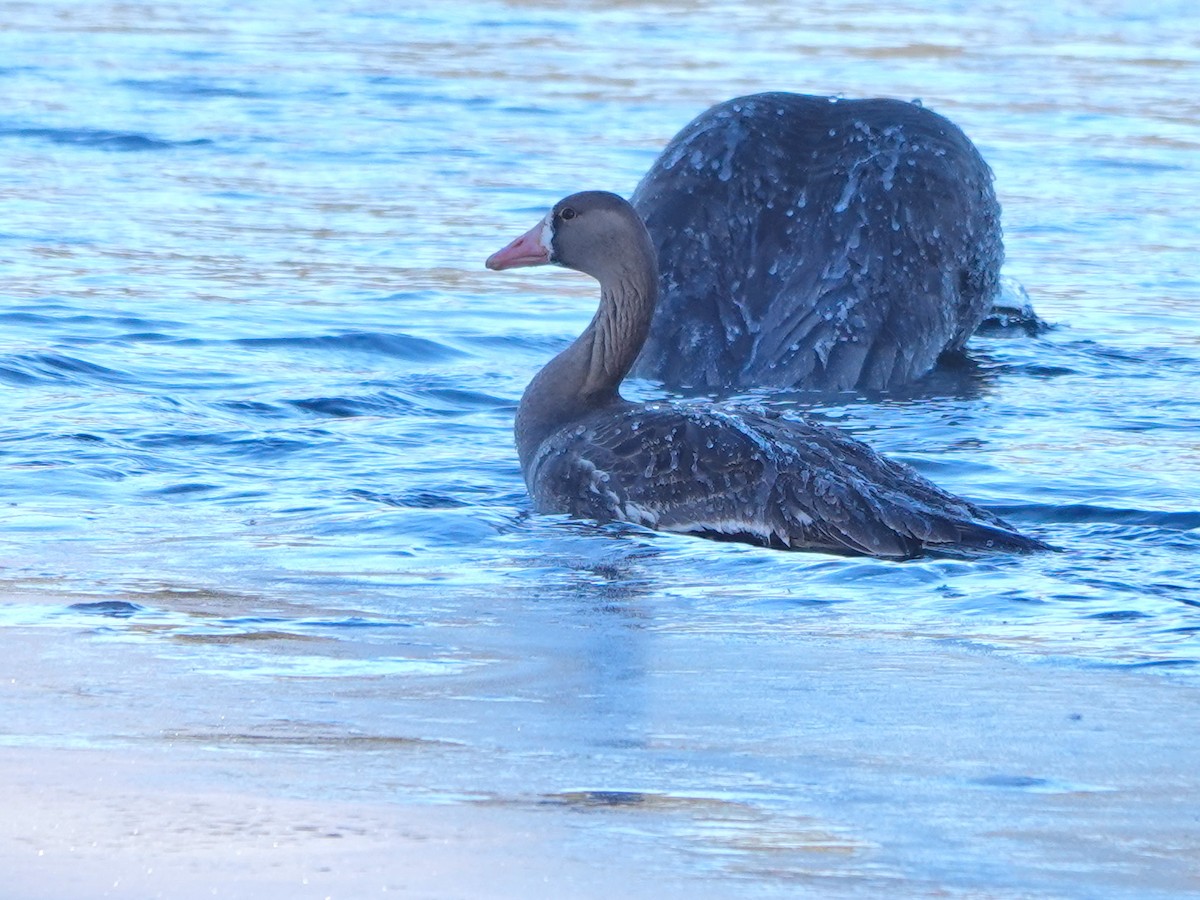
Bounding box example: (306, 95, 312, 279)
(630, 92, 1005, 392)
(486, 190, 1047, 558)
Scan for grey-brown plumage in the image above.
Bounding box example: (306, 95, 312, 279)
(631, 92, 1004, 392)
(486, 191, 1048, 559)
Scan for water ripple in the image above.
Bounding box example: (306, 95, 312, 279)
(232, 332, 468, 361)
(0, 126, 212, 151)
(0, 351, 134, 386)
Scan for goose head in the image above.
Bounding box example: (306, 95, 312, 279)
(485, 190, 653, 285)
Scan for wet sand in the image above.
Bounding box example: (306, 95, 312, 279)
(4, 620, 1198, 899)
(0, 748, 620, 900)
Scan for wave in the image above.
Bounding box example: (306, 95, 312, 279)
(232, 331, 466, 362)
(0, 351, 133, 386)
(0, 126, 212, 152)
(995, 503, 1200, 531)
(347, 488, 470, 509)
(287, 392, 417, 418)
(117, 78, 266, 100)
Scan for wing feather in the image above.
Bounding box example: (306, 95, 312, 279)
(526, 405, 1046, 559)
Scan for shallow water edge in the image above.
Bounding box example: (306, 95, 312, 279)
(3, 606, 1199, 899)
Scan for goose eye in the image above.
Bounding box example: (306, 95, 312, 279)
(559, 207, 576, 221)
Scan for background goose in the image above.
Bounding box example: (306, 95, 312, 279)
(631, 92, 1006, 392)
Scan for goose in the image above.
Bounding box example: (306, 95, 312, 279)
(486, 190, 1048, 559)
(630, 92, 1006, 392)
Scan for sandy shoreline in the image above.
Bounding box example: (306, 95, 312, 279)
(4, 618, 1200, 899)
(0, 747, 616, 900)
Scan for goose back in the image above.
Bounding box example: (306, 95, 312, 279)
(631, 92, 1003, 392)
(526, 404, 1043, 559)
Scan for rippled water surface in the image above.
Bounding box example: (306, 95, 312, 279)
(2, 1, 1198, 897)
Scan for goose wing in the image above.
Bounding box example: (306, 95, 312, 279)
(528, 405, 1045, 559)
(747, 412, 1046, 557)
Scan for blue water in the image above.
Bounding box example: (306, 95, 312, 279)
(2, 2, 1199, 896)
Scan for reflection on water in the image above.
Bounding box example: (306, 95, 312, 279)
(1, 0, 1199, 896)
